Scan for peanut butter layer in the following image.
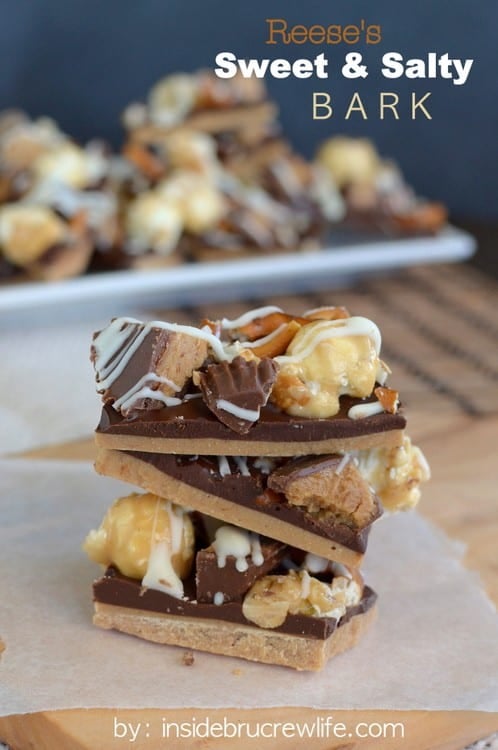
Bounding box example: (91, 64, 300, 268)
(95, 396, 406, 456)
(94, 449, 375, 566)
(93, 599, 377, 671)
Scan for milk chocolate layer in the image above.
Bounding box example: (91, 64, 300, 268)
(93, 567, 376, 640)
(123, 452, 374, 551)
(97, 395, 406, 448)
(91, 323, 173, 413)
(196, 538, 287, 603)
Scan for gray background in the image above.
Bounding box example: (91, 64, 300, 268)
(1, 0, 496, 218)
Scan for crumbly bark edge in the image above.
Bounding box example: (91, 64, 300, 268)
(93, 601, 377, 671)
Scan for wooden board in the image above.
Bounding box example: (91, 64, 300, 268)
(2, 263, 498, 749)
(1, 709, 498, 750)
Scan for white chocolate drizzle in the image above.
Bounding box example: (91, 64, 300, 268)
(300, 569, 311, 599)
(233, 456, 250, 476)
(348, 400, 385, 420)
(212, 525, 264, 572)
(92, 316, 144, 389)
(141, 540, 184, 599)
(334, 454, 350, 475)
(215, 399, 260, 423)
(253, 457, 276, 474)
(303, 305, 341, 317)
(330, 561, 353, 579)
(113, 372, 181, 412)
(220, 306, 282, 330)
(303, 552, 330, 574)
(414, 445, 431, 479)
(222, 322, 286, 362)
(241, 323, 287, 349)
(250, 533, 264, 566)
(217, 455, 231, 477)
(274, 316, 382, 366)
(92, 317, 231, 399)
(141, 499, 187, 599)
(376, 359, 391, 386)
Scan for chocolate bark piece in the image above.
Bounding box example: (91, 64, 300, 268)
(268, 455, 382, 528)
(93, 566, 376, 641)
(198, 356, 278, 434)
(95, 396, 406, 456)
(195, 537, 287, 603)
(95, 448, 375, 566)
(26, 236, 93, 282)
(91, 320, 207, 417)
(93, 593, 377, 671)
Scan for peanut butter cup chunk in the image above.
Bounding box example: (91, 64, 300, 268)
(198, 355, 278, 433)
(268, 454, 381, 529)
(91, 319, 208, 416)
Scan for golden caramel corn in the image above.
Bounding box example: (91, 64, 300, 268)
(0, 205, 66, 265)
(273, 320, 380, 418)
(83, 492, 194, 580)
(354, 436, 431, 511)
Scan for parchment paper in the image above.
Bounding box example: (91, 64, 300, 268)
(1, 458, 497, 715)
(0, 306, 144, 456)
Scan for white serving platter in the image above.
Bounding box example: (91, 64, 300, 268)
(0, 226, 475, 315)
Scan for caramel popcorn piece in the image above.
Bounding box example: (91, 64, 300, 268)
(198, 355, 278, 434)
(148, 73, 198, 126)
(83, 492, 194, 582)
(316, 136, 381, 189)
(165, 131, 219, 176)
(0, 204, 66, 266)
(0, 115, 64, 171)
(91, 318, 208, 416)
(270, 370, 311, 410)
(242, 569, 361, 629)
(32, 141, 106, 190)
(268, 454, 381, 529)
(353, 435, 431, 511)
(157, 172, 225, 234)
(126, 190, 183, 255)
(272, 318, 382, 418)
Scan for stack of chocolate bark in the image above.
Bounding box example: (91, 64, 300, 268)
(84, 305, 430, 670)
